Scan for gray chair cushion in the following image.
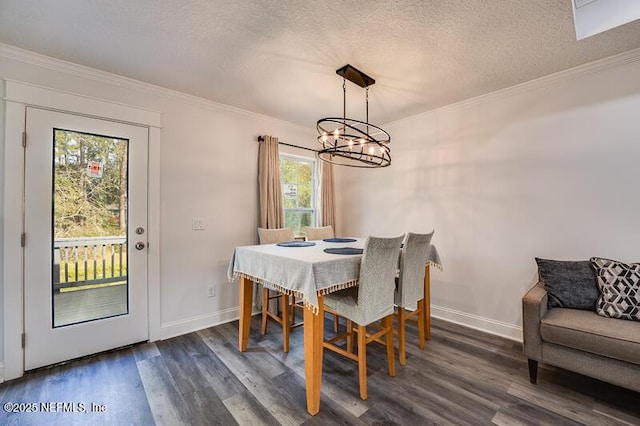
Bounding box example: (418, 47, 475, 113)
(258, 227, 294, 244)
(305, 226, 334, 241)
(535, 258, 598, 311)
(325, 235, 404, 325)
(541, 308, 640, 365)
(395, 231, 433, 307)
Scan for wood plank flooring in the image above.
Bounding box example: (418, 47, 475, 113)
(1, 316, 638, 425)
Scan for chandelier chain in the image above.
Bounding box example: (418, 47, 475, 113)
(342, 79, 347, 143)
(366, 86, 369, 136)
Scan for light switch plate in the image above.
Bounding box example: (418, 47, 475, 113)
(192, 217, 205, 230)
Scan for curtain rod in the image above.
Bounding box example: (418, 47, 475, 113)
(257, 135, 318, 153)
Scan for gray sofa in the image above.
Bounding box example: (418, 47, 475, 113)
(522, 282, 640, 392)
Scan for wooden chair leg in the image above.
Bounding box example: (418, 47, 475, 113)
(417, 299, 426, 350)
(398, 307, 407, 366)
(384, 315, 396, 377)
(282, 294, 290, 353)
(346, 320, 354, 353)
(357, 324, 368, 400)
(424, 264, 431, 340)
(261, 288, 269, 335)
(333, 313, 339, 333)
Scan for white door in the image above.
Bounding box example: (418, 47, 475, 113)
(24, 107, 149, 370)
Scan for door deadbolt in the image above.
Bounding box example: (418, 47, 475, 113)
(135, 242, 146, 250)
(136, 227, 145, 235)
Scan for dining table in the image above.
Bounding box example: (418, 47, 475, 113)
(227, 237, 441, 415)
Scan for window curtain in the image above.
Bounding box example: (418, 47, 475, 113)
(320, 160, 336, 227)
(258, 135, 285, 229)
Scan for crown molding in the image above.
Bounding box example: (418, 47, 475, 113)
(385, 46, 640, 127)
(4, 41, 639, 132)
(0, 42, 311, 133)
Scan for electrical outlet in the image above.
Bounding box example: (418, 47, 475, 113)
(207, 285, 215, 298)
(192, 217, 205, 230)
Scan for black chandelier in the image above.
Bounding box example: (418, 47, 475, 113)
(317, 65, 391, 168)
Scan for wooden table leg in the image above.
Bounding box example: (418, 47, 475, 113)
(282, 294, 290, 353)
(239, 275, 253, 351)
(304, 294, 324, 415)
(424, 264, 431, 340)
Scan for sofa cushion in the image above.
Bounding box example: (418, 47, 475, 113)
(541, 308, 640, 365)
(535, 258, 598, 310)
(590, 257, 640, 321)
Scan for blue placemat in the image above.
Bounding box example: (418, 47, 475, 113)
(324, 247, 363, 255)
(276, 241, 316, 247)
(323, 238, 357, 243)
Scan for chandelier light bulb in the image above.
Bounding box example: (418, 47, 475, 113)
(368, 146, 374, 154)
(348, 139, 354, 147)
(359, 138, 365, 145)
(321, 132, 328, 143)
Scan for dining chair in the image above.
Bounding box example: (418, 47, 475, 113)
(323, 235, 404, 400)
(257, 227, 300, 352)
(258, 227, 295, 245)
(395, 231, 434, 366)
(304, 225, 334, 240)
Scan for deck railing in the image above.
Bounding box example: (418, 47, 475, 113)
(54, 236, 127, 292)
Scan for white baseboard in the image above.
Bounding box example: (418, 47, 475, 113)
(431, 304, 522, 342)
(158, 303, 522, 344)
(160, 305, 260, 341)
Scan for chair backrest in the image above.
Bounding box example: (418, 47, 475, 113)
(304, 225, 334, 241)
(357, 235, 405, 324)
(396, 231, 434, 307)
(257, 227, 294, 244)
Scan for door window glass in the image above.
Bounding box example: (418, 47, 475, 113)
(52, 129, 129, 327)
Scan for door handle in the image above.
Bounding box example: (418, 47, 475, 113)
(135, 242, 146, 250)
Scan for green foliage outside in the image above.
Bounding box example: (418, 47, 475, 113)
(280, 157, 315, 235)
(54, 130, 128, 238)
(54, 130, 128, 289)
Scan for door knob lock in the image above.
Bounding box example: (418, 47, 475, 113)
(135, 242, 146, 250)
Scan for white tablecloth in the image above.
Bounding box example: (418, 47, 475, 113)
(228, 238, 365, 311)
(228, 238, 442, 312)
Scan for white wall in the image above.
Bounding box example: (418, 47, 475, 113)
(0, 75, 5, 377)
(336, 52, 640, 339)
(0, 45, 316, 371)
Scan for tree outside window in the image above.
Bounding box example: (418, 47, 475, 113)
(280, 154, 316, 236)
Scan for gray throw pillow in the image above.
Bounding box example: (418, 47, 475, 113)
(590, 257, 640, 321)
(535, 258, 598, 310)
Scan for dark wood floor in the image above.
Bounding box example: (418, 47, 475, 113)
(1, 315, 639, 426)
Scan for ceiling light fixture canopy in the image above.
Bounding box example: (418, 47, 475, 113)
(317, 64, 391, 168)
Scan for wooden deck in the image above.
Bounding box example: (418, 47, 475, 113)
(54, 284, 127, 327)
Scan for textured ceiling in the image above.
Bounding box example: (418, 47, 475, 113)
(2, 1, 640, 127)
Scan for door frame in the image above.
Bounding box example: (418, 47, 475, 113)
(2, 79, 162, 381)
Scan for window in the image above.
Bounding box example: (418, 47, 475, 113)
(280, 154, 316, 236)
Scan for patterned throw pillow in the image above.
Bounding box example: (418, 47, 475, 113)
(590, 257, 640, 321)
